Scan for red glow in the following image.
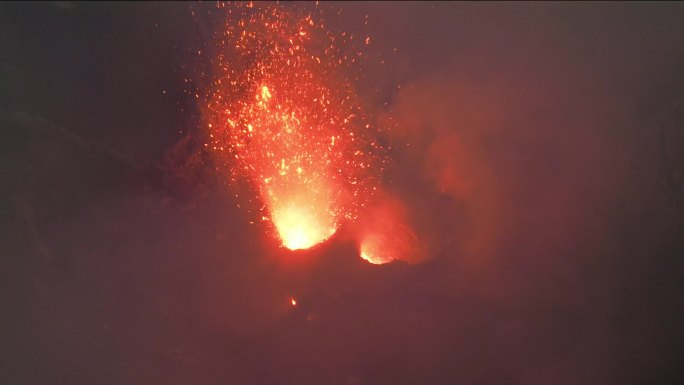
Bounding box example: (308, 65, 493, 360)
(360, 233, 395, 265)
(357, 195, 425, 265)
(203, 3, 384, 250)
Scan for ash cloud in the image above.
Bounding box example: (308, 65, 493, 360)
(362, 1, 684, 274)
(355, 2, 684, 381)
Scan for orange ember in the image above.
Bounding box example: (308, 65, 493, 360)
(203, 3, 384, 250)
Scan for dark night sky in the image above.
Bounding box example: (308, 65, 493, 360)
(1, 2, 684, 384)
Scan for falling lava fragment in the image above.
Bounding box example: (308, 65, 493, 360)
(203, 3, 384, 250)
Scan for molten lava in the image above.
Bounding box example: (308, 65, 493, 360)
(271, 199, 336, 251)
(359, 233, 395, 265)
(203, 3, 384, 250)
(357, 195, 426, 265)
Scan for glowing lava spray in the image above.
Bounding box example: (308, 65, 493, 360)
(202, 3, 384, 250)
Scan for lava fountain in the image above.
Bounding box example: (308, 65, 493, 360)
(202, 3, 383, 250)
